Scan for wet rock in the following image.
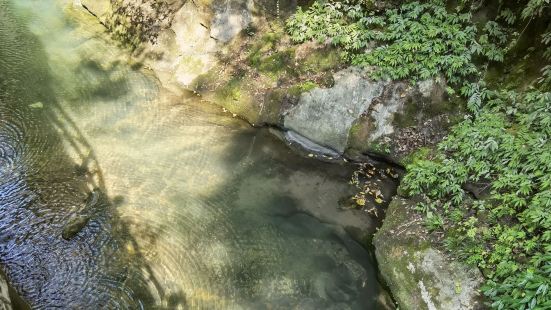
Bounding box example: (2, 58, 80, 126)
(284, 130, 341, 158)
(0, 271, 11, 310)
(0, 269, 29, 310)
(61, 189, 100, 240)
(283, 67, 385, 153)
(345, 75, 463, 164)
(373, 197, 484, 310)
(61, 215, 90, 240)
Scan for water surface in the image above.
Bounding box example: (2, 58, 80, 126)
(0, 1, 391, 308)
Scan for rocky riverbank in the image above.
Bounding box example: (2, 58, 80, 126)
(75, 0, 483, 308)
(80, 0, 463, 164)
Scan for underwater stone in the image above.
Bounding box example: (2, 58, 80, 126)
(61, 215, 90, 240)
(61, 189, 100, 240)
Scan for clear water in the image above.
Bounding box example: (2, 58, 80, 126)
(0, 1, 392, 308)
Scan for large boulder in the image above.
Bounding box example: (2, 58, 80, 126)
(281, 67, 462, 162)
(346, 77, 462, 164)
(373, 197, 484, 310)
(210, 0, 254, 43)
(283, 67, 385, 154)
(77, 0, 244, 90)
(78, 0, 298, 91)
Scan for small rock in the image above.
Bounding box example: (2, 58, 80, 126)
(61, 215, 90, 240)
(29, 102, 43, 109)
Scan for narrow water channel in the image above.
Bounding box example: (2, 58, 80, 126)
(0, 1, 391, 308)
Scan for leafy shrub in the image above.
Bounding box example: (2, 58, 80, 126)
(287, 0, 507, 85)
(287, 1, 551, 308)
(402, 91, 551, 309)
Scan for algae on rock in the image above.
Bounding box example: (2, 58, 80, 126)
(373, 197, 485, 310)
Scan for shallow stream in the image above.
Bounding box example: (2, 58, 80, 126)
(0, 1, 391, 308)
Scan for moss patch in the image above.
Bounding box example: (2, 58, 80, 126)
(288, 80, 318, 96)
(400, 146, 431, 167)
(191, 19, 345, 126)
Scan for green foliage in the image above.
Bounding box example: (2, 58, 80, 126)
(289, 1, 551, 308)
(521, 0, 550, 19)
(539, 30, 551, 86)
(402, 90, 551, 309)
(287, 0, 508, 85)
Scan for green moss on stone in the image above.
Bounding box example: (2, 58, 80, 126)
(400, 146, 431, 167)
(288, 80, 318, 96)
(217, 77, 243, 101)
(247, 30, 285, 68)
(300, 48, 341, 73)
(256, 49, 297, 80)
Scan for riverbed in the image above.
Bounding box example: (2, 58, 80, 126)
(0, 1, 391, 308)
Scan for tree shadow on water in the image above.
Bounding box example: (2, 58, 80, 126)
(0, 2, 184, 308)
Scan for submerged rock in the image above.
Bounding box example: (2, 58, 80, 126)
(373, 197, 484, 310)
(85, 188, 101, 207)
(61, 189, 101, 240)
(61, 215, 90, 241)
(29, 102, 43, 109)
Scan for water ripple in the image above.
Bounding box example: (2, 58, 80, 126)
(0, 0, 394, 309)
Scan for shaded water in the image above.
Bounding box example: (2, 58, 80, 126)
(0, 1, 392, 308)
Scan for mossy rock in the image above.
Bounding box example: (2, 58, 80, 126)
(191, 21, 345, 126)
(373, 197, 485, 310)
(345, 78, 465, 165)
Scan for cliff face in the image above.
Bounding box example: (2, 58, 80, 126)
(80, 0, 464, 164)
